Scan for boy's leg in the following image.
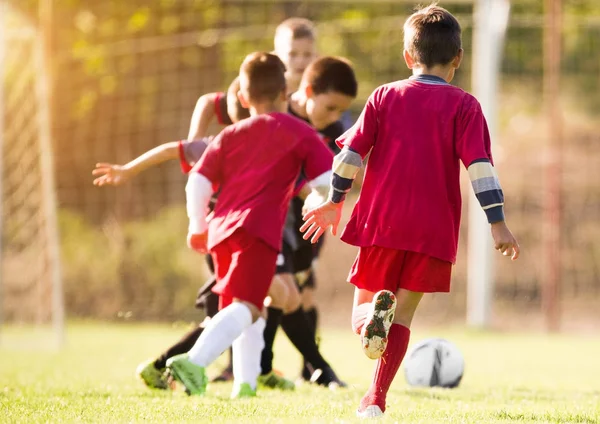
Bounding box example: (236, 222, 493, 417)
(137, 278, 219, 390)
(168, 230, 276, 395)
(299, 272, 318, 380)
(168, 300, 256, 395)
(280, 302, 346, 388)
(258, 272, 297, 390)
(231, 316, 266, 398)
(357, 289, 423, 418)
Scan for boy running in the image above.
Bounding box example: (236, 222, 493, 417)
(167, 52, 334, 398)
(301, 5, 520, 418)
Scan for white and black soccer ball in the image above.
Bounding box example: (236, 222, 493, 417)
(404, 338, 464, 388)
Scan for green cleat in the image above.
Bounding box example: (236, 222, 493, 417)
(166, 354, 207, 396)
(136, 359, 169, 390)
(231, 382, 256, 399)
(258, 370, 295, 390)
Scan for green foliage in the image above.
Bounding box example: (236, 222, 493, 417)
(59, 207, 208, 320)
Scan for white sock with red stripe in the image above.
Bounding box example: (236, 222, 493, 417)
(188, 302, 252, 367)
(232, 317, 266, 390)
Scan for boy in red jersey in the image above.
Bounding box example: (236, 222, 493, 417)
(301, 5, 520, 418)
(166, 52, 334, 398)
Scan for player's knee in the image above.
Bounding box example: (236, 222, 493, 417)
(285, 283, 301, 313)
(301, 287, 315, 309)
(268, 276, 289, 309)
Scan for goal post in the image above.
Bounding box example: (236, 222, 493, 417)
(0, 1, 64, 348)
(467, 0, 510, 328)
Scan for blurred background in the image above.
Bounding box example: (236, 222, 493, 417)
(1, 0, 599, 342)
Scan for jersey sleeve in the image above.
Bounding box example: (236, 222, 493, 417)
(214, 92, 233, 126)
(455, 96, 493, 167)
(335, 89, 379, 159)
(301, 131, 334, 181)
(192, 132, 225, 184)
(457, 96, 505, 223)
(178, 138, 210, 174)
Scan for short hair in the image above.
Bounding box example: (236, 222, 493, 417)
(275, 17, 316, 41)
(239, 52, 287, 103)
(403, 5, 462, 68)
(301, 56, 358, 98)
(226, 77, 250, 123)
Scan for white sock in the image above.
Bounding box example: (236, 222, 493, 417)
(232, 317, 266, 390)
(188, 302, 252, 367)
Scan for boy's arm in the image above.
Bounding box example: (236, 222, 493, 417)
(458, 97, 519, 259)
(185, 133, 225, 250)
(300, 93, 376, 243)
(93, 138, 210, 186)
(92, 141, 180, 186)
(187, 92, 229, 141)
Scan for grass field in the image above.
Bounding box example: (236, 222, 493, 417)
(1, 322, 599, 423)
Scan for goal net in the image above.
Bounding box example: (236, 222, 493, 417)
(0, 2, 64, 348)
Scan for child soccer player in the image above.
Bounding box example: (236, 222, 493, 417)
(273, 17, 318, 94)
(93, 77, 249, 389)
(301, 5, 520, 418)
(166, 52, 335, 398)
(273, 55, 356, 382)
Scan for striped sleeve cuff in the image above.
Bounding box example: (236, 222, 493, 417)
(468, 159, 505, 223)
(329, 147, 362, 203)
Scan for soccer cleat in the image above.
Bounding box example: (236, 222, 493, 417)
(136, 359, 169, 390)
(230, 382, 257, 399)
(166, 354, 207, 396)
(356, 405, 384, 419)
(311, 366, 348, 390)
(258, 370, 295, 390)
(361, 290, 397, 360)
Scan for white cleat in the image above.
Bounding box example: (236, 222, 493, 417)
(356, 405, 384, 419)
(361, 290, 397, 360)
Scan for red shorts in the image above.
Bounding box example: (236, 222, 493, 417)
(211, 229, 278, 310)
(348, 246, 452, 294)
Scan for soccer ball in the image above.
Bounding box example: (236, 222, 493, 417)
(403, 338, 464, 388)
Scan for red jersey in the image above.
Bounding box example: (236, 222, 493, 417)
(192, 112, 333, 251)
(337, 75, 493, 263)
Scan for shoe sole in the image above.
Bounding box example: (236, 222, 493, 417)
(361, 290, 397, 360)
(167, 360, 206, 396)
(356, 405, 384, 418)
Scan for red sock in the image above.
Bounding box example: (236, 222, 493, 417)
(351, 303, 371, 335)
(359, 324, 411, 413)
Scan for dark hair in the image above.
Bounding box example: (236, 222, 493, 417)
(226, 77, 250, 122)
(403, 5, 462, 67)
(239, 52, 287, 103)
(275, 17, 316, 41)
(302, 56, 357, 97)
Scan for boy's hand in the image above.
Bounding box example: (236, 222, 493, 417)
(187, 232, 208, 254)
(300, 200, 343, 244)
(491, 221, 520, 260)
(92, 163, 130, 186)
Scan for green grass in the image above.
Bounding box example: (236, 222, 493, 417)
(1, 322, 599, 423)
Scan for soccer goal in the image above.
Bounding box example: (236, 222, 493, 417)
(467, 0, 510, 328)
(0, 1, 64, 348)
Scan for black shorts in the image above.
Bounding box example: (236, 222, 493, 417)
(276, 240, 294, 275)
